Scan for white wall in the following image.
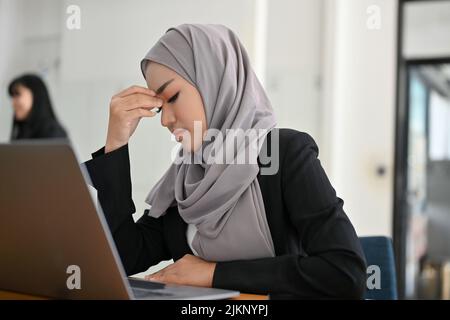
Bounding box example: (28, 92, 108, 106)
(321, 0, 398, 237)
(0, 0, 24, 140)
(264, 0, 323, 144)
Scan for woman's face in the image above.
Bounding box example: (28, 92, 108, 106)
(145, 62, 207, 153)
(11, 85, 33, 121)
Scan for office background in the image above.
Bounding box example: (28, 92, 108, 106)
(1, 0, 449, 299)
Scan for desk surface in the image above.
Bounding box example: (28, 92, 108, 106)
(0, 289, 267, 300)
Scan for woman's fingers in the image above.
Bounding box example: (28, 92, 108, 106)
(145, 273, 158, 281)
(119, 93, 163, 112)
(144, 263, 174, 281)
(145, 272, 165, 282)
(114, 85, 156, 98)
(126, 107, 157, 120)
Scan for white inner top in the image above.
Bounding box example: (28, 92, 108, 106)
(186, 223, 199, 256)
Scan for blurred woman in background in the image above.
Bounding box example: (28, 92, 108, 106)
(8, 74, 68, 140)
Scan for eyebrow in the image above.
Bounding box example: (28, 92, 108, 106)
(155, 78, 174, 95)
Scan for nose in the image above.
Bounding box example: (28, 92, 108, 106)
(160, 103, 176, 128)
(11, 98, 20, 110)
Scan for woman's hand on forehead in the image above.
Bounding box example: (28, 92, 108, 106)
(105, 85, 163, 153)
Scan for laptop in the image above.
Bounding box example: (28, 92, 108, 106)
(0, 140, 240, 300)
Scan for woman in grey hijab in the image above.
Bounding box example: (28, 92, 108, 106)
(141, 24, 276, 262)
(85, 23, 367, 298)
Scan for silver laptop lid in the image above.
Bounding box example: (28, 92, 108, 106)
(0, 141, 133, 299)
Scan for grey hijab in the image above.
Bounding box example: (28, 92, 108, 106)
(141, 24, 276, 262)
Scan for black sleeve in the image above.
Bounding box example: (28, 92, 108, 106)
(83, 144, 171, 275)
(212, 132, 367, 299)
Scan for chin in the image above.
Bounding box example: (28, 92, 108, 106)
(15, 114, 26, 121)
(179, 133, 203, 154)
(182, 142, 198, 154)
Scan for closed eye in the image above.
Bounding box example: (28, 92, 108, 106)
(167, 91, 179, 104)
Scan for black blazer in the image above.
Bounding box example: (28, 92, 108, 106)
(12, 119, 68, 140)
(84, 128, 367, 299)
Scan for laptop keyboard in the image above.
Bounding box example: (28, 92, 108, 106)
(128, 277, 175, 299)
(132, 288, 175, 298)
(128, 278, 165, 289)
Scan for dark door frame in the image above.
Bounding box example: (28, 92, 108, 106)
(394, 0, 450, 299)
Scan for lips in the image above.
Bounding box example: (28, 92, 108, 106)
(172, 128, 187, 142)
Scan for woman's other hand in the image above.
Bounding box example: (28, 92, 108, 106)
(144, 254, 217, 288)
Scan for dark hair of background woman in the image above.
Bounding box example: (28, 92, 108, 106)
(8, 74, 68, 140)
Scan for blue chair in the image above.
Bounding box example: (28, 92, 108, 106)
(359, 236, 398, 300)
